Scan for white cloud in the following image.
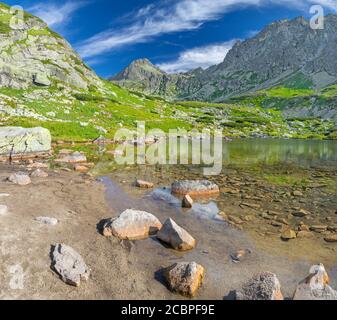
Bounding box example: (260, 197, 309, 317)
(77, 0, 337, 59)
(157, 40, 238, 73)
(77, 0, 261, 58)
(28, 1, 86, 28)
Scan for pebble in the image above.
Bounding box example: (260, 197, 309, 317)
(310, 225, 328, 233)
(35, 216, 58, 226)
(0, 205, 8, 216)
(281, 229, 297, 240)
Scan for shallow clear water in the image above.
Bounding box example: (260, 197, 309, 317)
(96, 138, 337, 274)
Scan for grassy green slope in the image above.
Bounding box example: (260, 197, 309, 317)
(1, 81, 336, 141)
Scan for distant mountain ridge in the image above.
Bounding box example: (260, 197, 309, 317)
(112, 15, 337, 104)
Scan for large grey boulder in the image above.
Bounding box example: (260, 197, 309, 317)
(293, 264, 337, 300)
(51, 244, 90, 287)
(157, 218, 196, 251)
(103, 209, 162, 240)
(236, 272, 284, 300)
(0, 127, 51, 156)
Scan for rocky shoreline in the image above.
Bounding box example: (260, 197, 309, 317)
(0, 152, 337, 299)
(0, 127, 336, 300)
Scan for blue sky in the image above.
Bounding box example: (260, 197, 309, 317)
(5, 0, 337, 77)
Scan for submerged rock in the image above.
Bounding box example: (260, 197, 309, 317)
(8, 172, 31, 185)
(293, 264, 337, 300)
(231, 249, 252, 263)
(157, 218, 196, 251)
(103, 209, 162, 240)
(236, 272, 284, 300)
(163, 262, 205, 297)
(51, 244, 90, 287)
(171, 180, 219, 196)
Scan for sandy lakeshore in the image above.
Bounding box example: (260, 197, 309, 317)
(1, 163, 335, 300)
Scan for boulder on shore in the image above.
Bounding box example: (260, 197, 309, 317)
(51, 244, 90, 287)
(235, 272, 284, 300)
(0, 127, 51, 157)
(8, 172, 31, 185)
(163, 262, 205, 297)
(293, 264, 337, 300)
(171, 180, 219, 196)
(157, 218, 196, 251)
(103, 209, 162, 240)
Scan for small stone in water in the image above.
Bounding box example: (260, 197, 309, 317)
(231, 249, 252, 263)
(182, 195, 193, 208)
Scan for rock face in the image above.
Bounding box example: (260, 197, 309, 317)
(163, 262, 205, 297)
(111, 59, 188, 99)
(236, 272, 284, 300)
(293, 264, 337, 300)
(51, 244, 90, 287)
(171, 180, 219, 196)
(0, 127, 51, 156)
(103, 209, 162, 240)
(157, 218, 196, 251)
(8, 172, 31, 185)
(0, 3, 101, 90)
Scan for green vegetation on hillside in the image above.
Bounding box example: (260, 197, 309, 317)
(1, 80, 336, 141)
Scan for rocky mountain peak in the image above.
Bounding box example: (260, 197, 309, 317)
(0, 3, 102, 90)
(113, 14, 337, 102)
